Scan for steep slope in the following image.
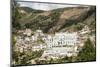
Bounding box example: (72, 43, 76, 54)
(16, 6, 96, 33)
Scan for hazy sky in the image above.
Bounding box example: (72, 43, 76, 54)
(15, 0, 88, 11)
(15, 0, 96, 5)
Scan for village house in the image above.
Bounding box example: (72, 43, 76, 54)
(39, 30, 80, 58)
(44, 32, 79, 48)
(80, 25, 90, 35)
(32, 44, 46, 51)
(23, 29, 32, 36)
(15, 29, 82, 58)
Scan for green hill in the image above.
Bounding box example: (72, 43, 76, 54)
(13, 6, 96, 34)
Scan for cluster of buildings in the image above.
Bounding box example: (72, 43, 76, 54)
(15, 29, 46, 52)
(41, 32, 80, 57)
(43, 32, 79, 47)
(15, 25, 91, 58)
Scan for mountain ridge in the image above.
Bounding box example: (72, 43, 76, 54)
(14, 6, 96, 34)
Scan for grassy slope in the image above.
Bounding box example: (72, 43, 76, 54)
(17, 6, 96, 33)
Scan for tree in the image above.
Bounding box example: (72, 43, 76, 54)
(12, 1, 21, 30)
(77, 38, 96, 61)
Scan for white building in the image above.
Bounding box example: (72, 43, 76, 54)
(40, 32, 80, 57)
(42, 47, 78, 58)
(44, 32, 78, 48)
(35, 29, 44, 37)
(23, 29, 32, 36)
(32, 44, 46, 51)
(80, 25, 90, 34)
(25, 37, 30, 41)
(15, 29, 80, 57)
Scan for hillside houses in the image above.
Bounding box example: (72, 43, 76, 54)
(44, 32, 79, 48)
(40, 32, 80, 58)
(15, 29, 46, 52)
(79, 25, 90, 35)
(15, 27, 90, 58)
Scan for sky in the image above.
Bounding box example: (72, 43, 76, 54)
(15, 0, 88, 11)
(15, 0, 96, 5)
